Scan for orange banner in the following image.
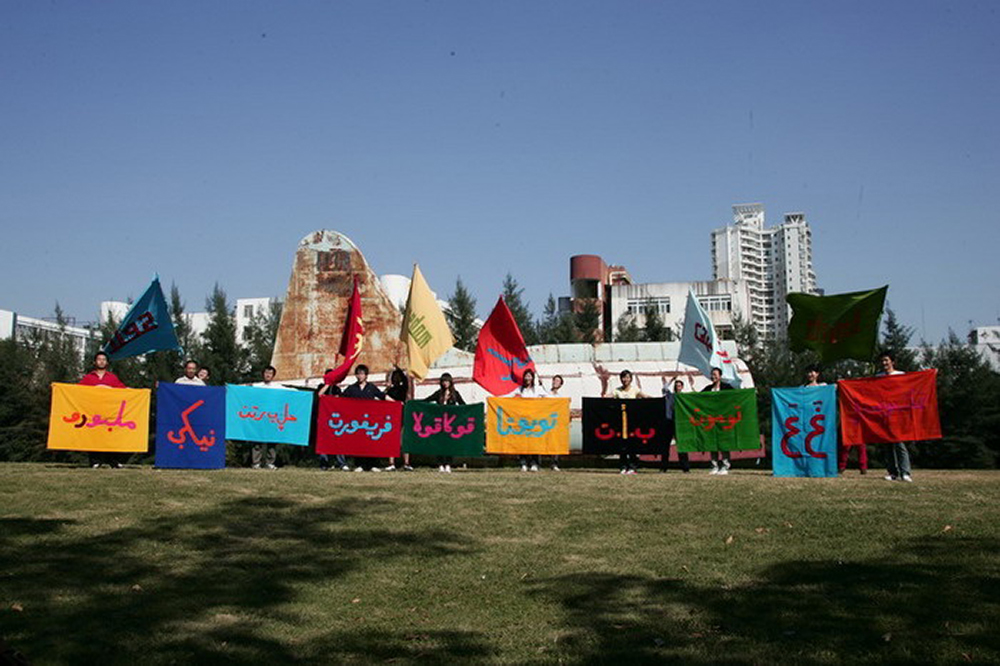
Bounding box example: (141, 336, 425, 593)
(47, 383, 150, 453)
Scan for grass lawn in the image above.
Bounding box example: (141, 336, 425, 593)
(1, 463, 999, 664)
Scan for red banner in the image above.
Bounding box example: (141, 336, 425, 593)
(838, 369, 942, 446)
(473, 296, 536, 396)
(325, 276, 365, 386)
(315, 396, 402, 457)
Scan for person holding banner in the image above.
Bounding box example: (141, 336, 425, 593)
(702, 367, 734, 475)
(505, 369, 548, 471)
(316, 373, 350, 471)
(175, 360, 205, 386)
(384, 368, 414, 471)
(79, 351, 128, 468)
(423, 372, 465, 473)
(877, 352, 913, 483)
(343, 364, 387, 472)
(197, 366, 211, 384)
(548, 375, 565, 471)
(662, 378, 690, 473)
(250, 365, 282, 470)
(606, 370, 650, 475)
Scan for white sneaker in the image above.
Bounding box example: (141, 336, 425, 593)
(341, 465, 351, 471)
(370, 467, 382, 473)
(722, 460, 731, 472)
(530, 464, 539, 472)
(620, 468, 628, 475)
(403, 465, 414, 471)
(551, 465, 561, 472)
(354, 467, 365, 473)
(625, 469, 637, 475)
(444, 465, 452, 473)
(902, 474, 913, 483)
(884, 474, 897, 481)
(252, 464, 261, 470)
(91, 463, 101, 469)
(709, 462, 719, 475)
(438, 465, 445, 472)
(265, 464, 277, 470)
(521, 464, 528, 472)
(385, 465, 396, 472)
(717, 467, 728, 476)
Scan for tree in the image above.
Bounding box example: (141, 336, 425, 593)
(881, 306, 918, 371)
(447, 277, 479, 352)
(243, 300, 283, 381)
(615, 313, 642, 342)
(575, 299, 601, 344)
(502, 273, 538, 345)
(643, 303, 669, 342)
(538, 295, 579, 344)
(200, 284, 245, 385)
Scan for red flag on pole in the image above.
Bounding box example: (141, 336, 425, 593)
(838, 369, 942, 445)
(473, 296, 536, 396)
(325, 276, 365, 386)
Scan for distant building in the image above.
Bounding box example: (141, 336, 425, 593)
(608, 279, 751, 341)
(711, 203, 819, 338)
(565, 255, 634, 341)
(971, 326, 1000, 372)
(0, 308, 95, 359)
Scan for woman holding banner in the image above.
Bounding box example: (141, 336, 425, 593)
(424, 372, 465, 473)
(702, 367, 734, 475)
(505, 369, 547, 471)
(606, 370, 649, 475)
(384, 368, 413, 471)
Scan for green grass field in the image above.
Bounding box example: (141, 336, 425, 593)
(1, 463, 999, 664)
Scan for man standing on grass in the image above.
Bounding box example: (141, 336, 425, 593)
(342, 364, 386, 472)
(175, 359, 205, 386)
(877, 351, 913, 483)
(250, 365, 282, 470)
(79, 350, 128, 469)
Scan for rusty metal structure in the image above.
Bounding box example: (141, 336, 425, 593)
(270, 231, 404, 380)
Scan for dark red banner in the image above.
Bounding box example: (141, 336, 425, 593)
(838, 369, 942, 446)
(315, 396, 402, 457)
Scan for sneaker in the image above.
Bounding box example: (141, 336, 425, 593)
(883, 474, 897, 481)
(717, 467, 729, 476)
(265, 464, 277, 470)
(620, 468, 628, 475)
(444, 465, 452, 473)
(385, 465, 396, 472)
(709, 462, 719, 475)
(355, 467, 365, 473)
(530, 464, 539, 472)
(438, 465, 446, 472)
(625, 469, 637, 475)
(111, 462, 123, 469)
(902, 474, 913, 483)
(722, 460, 731, 472)
(252, 464, 261, 470)
(91, 463, 101, 469)
(341, 465, 351, 471)
(551, 465, 561, 472)
(370, 467, 382, 473)
(521, 464, 529, 472)
(403, 465, 414, 471)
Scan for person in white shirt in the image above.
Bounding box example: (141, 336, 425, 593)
(505, 369, 547, 471)
(605, 370, 649, 474)
(702, 367, 735, 475)
(548, 375, 565, 471)
(175, 360, 206, 386)
(251, 365, 281, 470)
(877, 351, 913, 483)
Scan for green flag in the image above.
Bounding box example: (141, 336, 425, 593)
(675, 389, 760, 453)
(401, 401, 485, 457)
(786, 286, 887, 362)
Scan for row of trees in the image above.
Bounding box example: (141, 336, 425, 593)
(0, 284, 282, 462)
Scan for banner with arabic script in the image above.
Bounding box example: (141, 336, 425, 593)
(47, 383, 150, 452)
(675, 389, 760, 453)
(401, 402, 485, 456)
(315, 396, 403, 457)
(103, 275, 180, 360)
(225, 384, 313, 446)
(485, 397, 570, 455)
(771, 386, 838, 477)
(838, 369, 941, 446)
(581, 398, 668, 455)
(155, 383, 226, 469)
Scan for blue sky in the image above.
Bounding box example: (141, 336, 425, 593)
(2, 1, 997, 341)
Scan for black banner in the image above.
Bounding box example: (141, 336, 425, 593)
(581, 397, 669, 455)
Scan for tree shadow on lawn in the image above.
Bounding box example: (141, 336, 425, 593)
(0, 496, 489, 664)
(528, 536, 1000, 664)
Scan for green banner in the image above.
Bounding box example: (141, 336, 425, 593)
(675, 389, 760, 453)
(786, 286, 887, 362)
(401, 402, 485, 457)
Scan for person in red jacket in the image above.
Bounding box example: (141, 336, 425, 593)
(79, 350, 128, 468)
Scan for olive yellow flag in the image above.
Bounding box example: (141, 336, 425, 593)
(402, 264, 454, 379)
(47, 383, 150, 453)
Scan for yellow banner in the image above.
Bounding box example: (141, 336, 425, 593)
(486, 397, 570, 455)
(402, 264, 454, 380)
(47, 383, 151, 453)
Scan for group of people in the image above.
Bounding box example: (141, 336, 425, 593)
(73, 349, 914, 482)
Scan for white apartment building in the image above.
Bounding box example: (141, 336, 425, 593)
(608, 279, 751, 341)
(711, 203, 819, 338)
(971, 326, 1000, 372)
(0, 309, 96, 358)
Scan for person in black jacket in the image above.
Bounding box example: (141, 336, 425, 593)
(424, 373, 465, 473)
(384, 368, 413, 471)
(343, 365, 386, 471)
(701, 367, 734, 475)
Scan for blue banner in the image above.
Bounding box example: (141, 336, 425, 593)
(771, 385, 838, 477)
(155, 383, 226, 469)
(225, 384, 313, 446)
(103, 275, 181, 360)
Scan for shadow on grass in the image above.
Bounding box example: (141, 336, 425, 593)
(527, 536, 1000, 664)
(0, 497, 488, 664)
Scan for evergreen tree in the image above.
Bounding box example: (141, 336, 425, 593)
(881, 306, 918, 370)
(575, 299, 601, 343)
(615, 313, 643, 342)
(643, 303, 669, 342)
(502, 273, 538, 345)
(446, 277, 479, 352)
(539, 295, 579, 344)
(201, 284, 245, 385)
(243, 300, 283, 381)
